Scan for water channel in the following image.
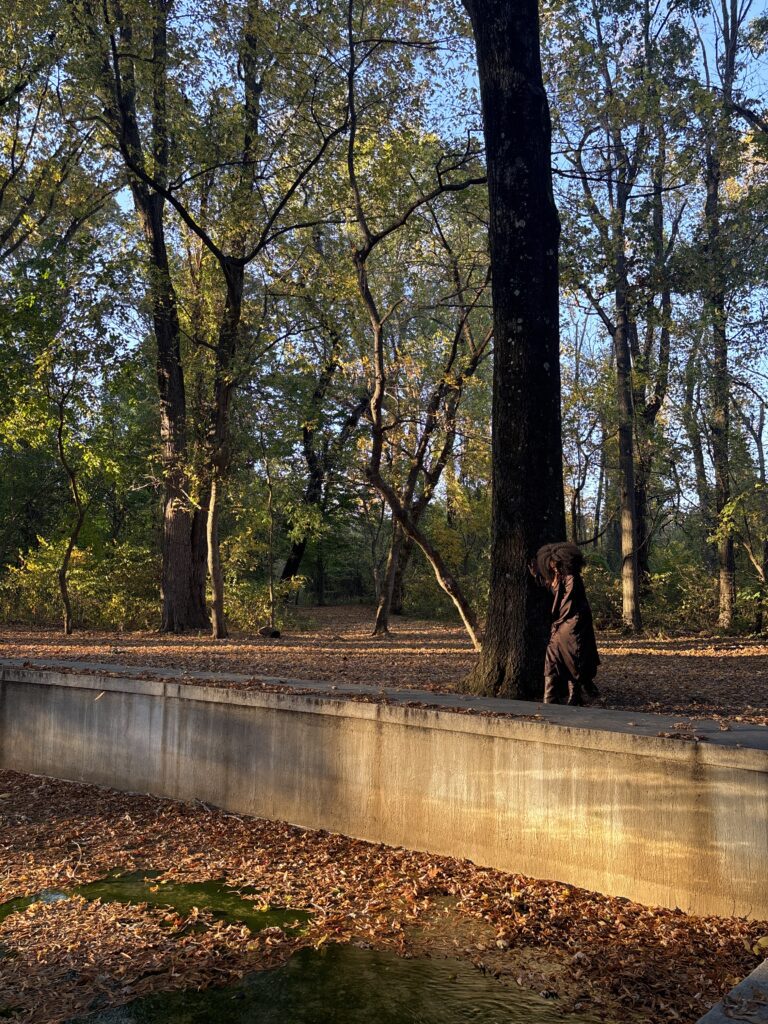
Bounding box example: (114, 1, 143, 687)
(79, 944, 605, 1024)
(1, 873, 610, 1024)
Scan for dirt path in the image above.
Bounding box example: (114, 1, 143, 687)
(2, 606, 766, 723)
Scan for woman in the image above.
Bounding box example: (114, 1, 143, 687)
(534, 541, 600, 706)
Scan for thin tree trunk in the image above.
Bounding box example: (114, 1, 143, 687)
(373, 520, 405, 634)
(682, 341, 713, 565)
(592, 428, 606, 548)
(190, 497, 209, 626)
(205, 262, 244, 639)
(314, 549, 326, 606)
(634, 458, 651, 589)
(461, 0, 566, 695)
(391, 533, 413, 615)
(704, 144, 735, 629)
(613, 280, 642, 631)
(207, 477, 226, 639)
(58, 507, 87, 636)
(265, 456, 276, 629)
(54, 399, 88, 635)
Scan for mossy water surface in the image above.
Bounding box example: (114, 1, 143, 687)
(76, 944, 610, 1024)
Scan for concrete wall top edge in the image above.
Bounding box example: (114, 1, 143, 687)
(2, 665, 766, 775)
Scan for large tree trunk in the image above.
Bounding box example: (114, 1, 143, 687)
(461, 0, 566, 697)
(89, 0, 208, 633)
(138, 194, 208, 633)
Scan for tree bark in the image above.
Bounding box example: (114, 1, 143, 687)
(704, 145, 735, 629)
(205, 261, 244, 639)
(82, 0, 208, 632)
(373, 520, 405, 635)
(206, 477, 226, 638)
(390, 533, 413, 615)
(682, 339, 714, 569)
(141, 194, 207, 632)
(55, 428, 88, 637)
(461, 0, 566, 697)
(280, 539, 308, 583)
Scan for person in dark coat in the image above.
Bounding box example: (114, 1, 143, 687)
(533, 542, 600, 706)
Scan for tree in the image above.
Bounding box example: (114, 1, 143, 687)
(68, 0, 209, 632)
(549, 0, 699, 629)
(461, 0, 566, 697)
(0, 228, 127, 633)
(342, 0, 486, 648)
(67, 0, 348, 636)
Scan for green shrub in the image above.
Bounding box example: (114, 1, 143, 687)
(0, 538, 159, 629)
(224, 573, 307, 632)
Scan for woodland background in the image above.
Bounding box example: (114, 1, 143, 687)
(1, 0, 767, 640)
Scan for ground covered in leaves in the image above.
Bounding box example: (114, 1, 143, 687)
(0, 770, 765, 1024)
(1, 605, 767, 723)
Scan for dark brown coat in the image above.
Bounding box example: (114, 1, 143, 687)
(544, 572, 600, 684)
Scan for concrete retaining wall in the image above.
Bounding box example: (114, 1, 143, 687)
(1, 666, 767, 919)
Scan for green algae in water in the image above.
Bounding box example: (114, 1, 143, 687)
(0, 873, 308, 933)
(78, 945, 602, 1024)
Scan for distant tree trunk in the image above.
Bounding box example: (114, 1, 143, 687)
(461, 0, 566, 697)
(682, 340, 715, 568)
(634, 457, 651, 588)
(704, 144, 735, 630)
(54, 399, 87, 636)
(281, 539, 308, 583)
(391, 533, 413, 614)
(613, 257, 643, 632)
(281, 378, 368, 584)
(315, 549, 326, 606)
(375, 522, 417, 624)
(206, 477, 225, 639)
(206, 261, 244, 640)
(279, 419, 325, 584)
(592, 428, 606, 548)
(373, 521, 405, 634)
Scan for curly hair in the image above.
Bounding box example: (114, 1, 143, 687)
(534, 541, 585, 582)
(535, 543, 556, 584)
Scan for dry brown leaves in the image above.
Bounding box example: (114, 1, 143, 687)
(0, 770, 764, 1024)
(1, 606, 767, 722)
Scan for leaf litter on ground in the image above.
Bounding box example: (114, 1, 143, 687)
(1, 605, 766, 725)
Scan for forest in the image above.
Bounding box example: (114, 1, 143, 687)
(1, 0, 767, 654)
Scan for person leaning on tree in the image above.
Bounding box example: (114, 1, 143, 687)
(531, 542, 601, 706)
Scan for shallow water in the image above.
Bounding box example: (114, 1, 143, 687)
(1, 876, 609, 1024)
(79, 944, 604, 1024)
(0, 872, 307, 932)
